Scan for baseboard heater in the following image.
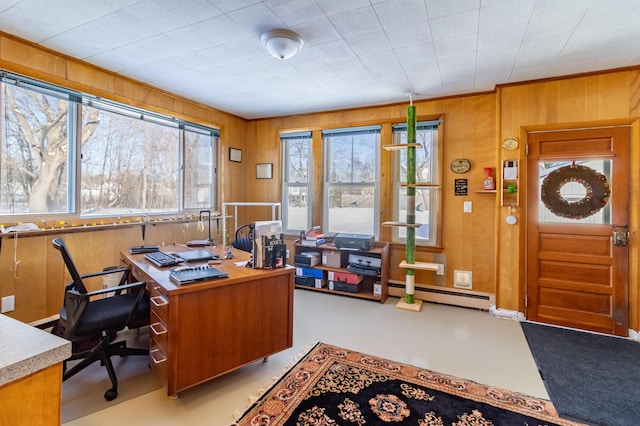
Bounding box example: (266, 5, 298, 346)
(388, 280, 494, 311)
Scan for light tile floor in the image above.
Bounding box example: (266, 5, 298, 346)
(62, 289, 546, 426)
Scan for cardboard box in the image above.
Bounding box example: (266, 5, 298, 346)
(329, 280, 360, 293)
(294, 251, 320, 267)
(327, 271, 362, 284)
(322, 250, 349, 268)
(295, 267, 323, 279)
(295, 275, 316, 287)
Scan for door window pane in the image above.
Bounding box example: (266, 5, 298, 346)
(538, 160, 611, 224)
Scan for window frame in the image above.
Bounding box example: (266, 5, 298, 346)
(322, 125, 381, 238)
(0, 71, 220, 221)
(391, 120, 443, 247)
(280, 131, 312, 235)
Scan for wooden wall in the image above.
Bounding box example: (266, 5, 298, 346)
(497, 71, 640, 327)
(248, 94, 499, 295)
(0, 32, 247, 322)
(1, 31, 639, 333)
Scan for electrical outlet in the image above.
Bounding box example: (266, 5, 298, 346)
(286, 249, 290, 259)
(1, 295, 15, 313)
(436, 264, 444, 275)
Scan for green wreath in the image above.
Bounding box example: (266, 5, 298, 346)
(540, 164, 610, 220)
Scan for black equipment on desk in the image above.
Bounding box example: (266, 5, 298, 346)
(144, 251, 184, 267)
(129, 245, 160, 254)
(334, 233, 373, 250)
(174, 249, 219, 262)
(169, 265, 228, 285)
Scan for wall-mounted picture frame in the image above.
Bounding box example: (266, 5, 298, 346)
(229, 148, 242, 163)
(256, 163, 273, 179)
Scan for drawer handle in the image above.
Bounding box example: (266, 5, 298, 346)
(150, 349, 167, 364)
(150, 322, 167, 336)
(150, 295, 168, 307)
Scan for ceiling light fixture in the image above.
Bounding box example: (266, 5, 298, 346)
(261, 29, 304, 60)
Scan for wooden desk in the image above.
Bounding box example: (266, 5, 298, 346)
(121, 247, 294, 398)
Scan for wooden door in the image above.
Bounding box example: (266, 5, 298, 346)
(526, 127, 629, 336)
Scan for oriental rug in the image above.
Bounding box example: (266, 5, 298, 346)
(233, 342, 584, 425)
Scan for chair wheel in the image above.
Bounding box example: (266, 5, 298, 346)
(104, 389, 118, 401)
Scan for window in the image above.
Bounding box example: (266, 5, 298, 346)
(281, 131, 311, 234)
(392, 121, 441, 246)
(1, 78, 74, 215)
(322, 126, 380, 236)
(0, 72, 219, 218)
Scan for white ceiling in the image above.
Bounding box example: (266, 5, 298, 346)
(1, 0, 640, 119)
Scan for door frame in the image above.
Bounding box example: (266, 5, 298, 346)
(518, 120, 639, 335)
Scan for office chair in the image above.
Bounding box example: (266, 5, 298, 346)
(231, 223, 254, 252)
(51, 237, 150, 401)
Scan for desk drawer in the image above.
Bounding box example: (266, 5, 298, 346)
(149, 311, 168, 353)
(149, 283, 169, 320)
(149, 340, 167, 386)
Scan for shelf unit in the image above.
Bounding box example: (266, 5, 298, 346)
(293, 241, 389, 303)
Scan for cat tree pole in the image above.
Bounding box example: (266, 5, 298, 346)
(397, 94, 422, 312)
(383, 94, 424, 312)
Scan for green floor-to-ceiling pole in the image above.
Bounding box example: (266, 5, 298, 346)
(405, 98, 416, 304)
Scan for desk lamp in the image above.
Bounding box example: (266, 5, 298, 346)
(186, 210, 214, 247)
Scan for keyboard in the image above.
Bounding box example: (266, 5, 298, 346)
(144, 251, 184, 267)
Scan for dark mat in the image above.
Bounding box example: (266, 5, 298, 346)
(521, 321, 640, 426)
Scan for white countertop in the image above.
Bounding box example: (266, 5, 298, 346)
(0, 314, 71, 387)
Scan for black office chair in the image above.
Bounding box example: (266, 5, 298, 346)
(231, 223, 254, 252)
(51, 237, 150, 401)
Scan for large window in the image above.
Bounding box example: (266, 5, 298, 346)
(322, 126, 380, 236)
(281, 131, 311, 234)
(392, 121, 440, 246)
(0, 72, 219, 218)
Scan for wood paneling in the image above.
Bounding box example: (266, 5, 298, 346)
(0, 363, 63, 426)
(499, 69, 640, 333)
(249, 93, 498, 295)
(2, 29, 640, 333)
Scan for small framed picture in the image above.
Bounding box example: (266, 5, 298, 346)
(229, 148, 242, 163)
(256, 163, 273, 179)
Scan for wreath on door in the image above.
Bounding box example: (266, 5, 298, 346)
(540, 164, 610, 220)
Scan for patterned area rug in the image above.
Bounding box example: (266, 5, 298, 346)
(233, 342, 585, 425)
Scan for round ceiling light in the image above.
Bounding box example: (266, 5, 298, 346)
(261, 29, 304, 60)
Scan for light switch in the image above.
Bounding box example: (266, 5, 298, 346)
(463, 201, 472, 213)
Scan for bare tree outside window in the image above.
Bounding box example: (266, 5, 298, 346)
(0, 75, 218, 219)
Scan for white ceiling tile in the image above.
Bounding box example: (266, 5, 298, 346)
(316, 0, 371, 16)
(429, 10, 479, 40)
(291, 17, 342, 46)
(479, 0, 535, 32)
(154, 0, 223, 24)
(227, 2, 284, 36)
(2, 0, 640, 118)
(347, 31, 392, 56)
(374, 0, 429, 27)
(530, 0, 590, 20)
(329, 6, 383, 38)
(206, 0, 262, 13)
(426, 0, 480, 19)
(263, 0, 325, 26)
(308, 40, 357, 62)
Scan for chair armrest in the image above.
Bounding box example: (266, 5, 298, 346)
(68, 281, 146, 298)
(80, 266, 130, 280)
